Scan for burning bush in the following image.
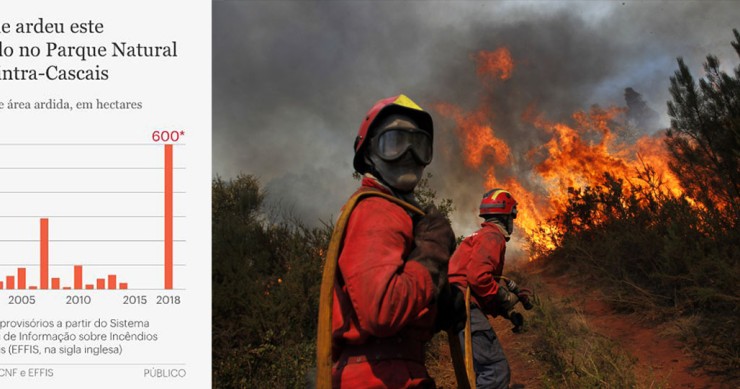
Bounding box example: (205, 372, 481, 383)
(435, 29, 739, 381)
(541, 31, 740, 378)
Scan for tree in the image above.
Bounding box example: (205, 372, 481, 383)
(625, 87, 660, 132)
(665, 29, 740, 230)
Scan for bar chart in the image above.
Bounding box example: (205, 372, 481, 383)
(0, 142, 183, 292)
(1, 3, 211, 387)
(0, 135, 207, 387)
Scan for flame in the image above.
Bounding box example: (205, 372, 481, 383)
(435, 46, 685, 258)
(435, 102, 510, 169)
(475, 48, 514, 81)
(528, 107, 635, 215)
(634, 134, 685, 199)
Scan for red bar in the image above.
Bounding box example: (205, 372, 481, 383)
(119, 282, 128, 290)
(51, 278, 60, 290)
(74, 265, 83, 289)
(17, 268, 26, 289)
(107, 275, 117, 290)
(6, 276, 15, 289)
(96, 278, 105, 289)
(29, 286, 37, 290)
(164, 144, 173, 289)
(62, 287, 71, 290)
(85, 284, 94, 290)
(0, 281, 4, 289)
(40, 218, 49, 289)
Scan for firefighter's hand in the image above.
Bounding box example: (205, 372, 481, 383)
(493, 280, 520, 316)
(407, 205, 456, 296)
(504, 278, 534, 310)
(434, 285, 466, 333)
(414, 205, 456, 254)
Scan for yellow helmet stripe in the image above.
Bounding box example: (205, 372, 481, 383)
(487, 189, 508, 200)
(394, 94, 423, 111)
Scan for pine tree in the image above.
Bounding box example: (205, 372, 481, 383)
(665, 29, 740, 229)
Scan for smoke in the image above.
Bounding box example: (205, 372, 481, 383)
(213, 1, 739, 236)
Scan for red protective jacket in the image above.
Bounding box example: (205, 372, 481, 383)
(448, 221, 508, 315)
(331, 177, 437, 388)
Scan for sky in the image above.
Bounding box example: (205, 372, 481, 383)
(212, 0, 740, 248)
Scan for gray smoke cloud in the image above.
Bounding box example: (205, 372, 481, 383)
(213, 1, 739, 240)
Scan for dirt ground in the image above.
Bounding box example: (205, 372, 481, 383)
(430, 270, 733, 388)
(501, 271, 731, 388)
(492, 313, 544, 388)
(541, 272, 730, 388)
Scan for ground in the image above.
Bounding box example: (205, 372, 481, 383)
(428, 269, 733, 388)
(540, 271, 727, 388)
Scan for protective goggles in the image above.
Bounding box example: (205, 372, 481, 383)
(371, 127, 433, 164)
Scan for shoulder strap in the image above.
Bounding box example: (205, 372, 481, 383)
(315, 189, 424, 389)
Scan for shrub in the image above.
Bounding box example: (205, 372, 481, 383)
(212, 174, 330, 388)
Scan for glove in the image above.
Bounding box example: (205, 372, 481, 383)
(492, 279, 519, 317)
(504, 278, 534, 310)
(434, 285, 466, 333)
(508, 311, 525, 333)
(407, 205, 456, 298)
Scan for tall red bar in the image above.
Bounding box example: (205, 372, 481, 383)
(5, 276, 14, 289)
(107, 275, 117, 290)
(40, 218, 49, 289)
(17, 268, 26, 289)
(164, 144, 173, 289)
(74, 265, 83, 289)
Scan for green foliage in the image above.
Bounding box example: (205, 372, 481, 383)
(665, 29, 740, 230)
(212, 174, 331, 388)
(415, 172, 455, 219)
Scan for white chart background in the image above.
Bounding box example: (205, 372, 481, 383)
(0, 1, 211, 388)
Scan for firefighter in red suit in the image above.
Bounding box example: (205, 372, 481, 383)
(331, 95, 461, 388)
(448, 189, 521, 389)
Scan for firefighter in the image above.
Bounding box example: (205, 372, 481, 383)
(448, 189, 523, 389)
(330, 94, 458, 388)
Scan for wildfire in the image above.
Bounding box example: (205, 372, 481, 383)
(435, 47, 684, 258)
(434, 103, 510, 169)
(634, 134, 685, 198)
(528, 107, 635, 214)
(475, 47, 514, 81)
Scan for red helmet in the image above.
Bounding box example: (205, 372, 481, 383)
(353, 94, 433, 174)
(480, 189, 518, 217)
